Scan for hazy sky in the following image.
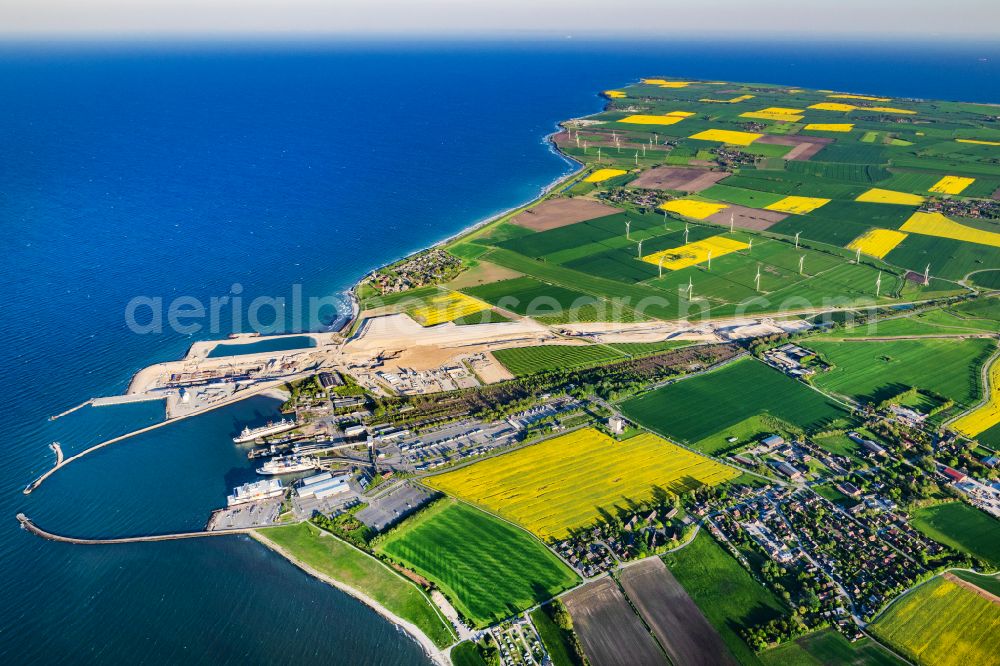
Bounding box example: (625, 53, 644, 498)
(1, 0, 997, 39)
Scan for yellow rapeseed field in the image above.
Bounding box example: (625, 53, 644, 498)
(952, 358, 1000, 438)
(642, 79, 689, 88)
(700, 94, 755, 104)
(584, 168, 628, 183)
(689, 128, 762, 146)
(603, 90, 626, 99)
(929, 175, 975, 195)
(829, 93, 891, 102)
(642, 235, 750, 270)
(855, 188, 926, 205)
(956, 138, 1000, 147)
(765, 196, 831, 215)
(845, 228, 909, 259)
(900, 211, 1000, 248)
(740, 109, 804, 122)
(619, 114, 686, 125)
(425, 428, 738, 540)
(658, 199, 728, 220)
(871, 576, 1000, 666)
(869, 106, 917, 115)
(408, 291, 491, 326)
(808, 102, 857, 112)
(804, 123, 854, 132)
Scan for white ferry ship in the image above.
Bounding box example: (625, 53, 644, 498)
(256, 455, 319, 475)
(232, 417, 298, 444)
(227, 478, 284, 507)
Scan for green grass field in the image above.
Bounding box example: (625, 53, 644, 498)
(621, 358, 851, 444)
(256, 523, 456, 648)
(492, 344, 625, 375)
(375, 500, 578, 627)
(530, 605, 582, 666)
(690, 414, 800, 456)
(450, 641, 489, 666)
(870, 575, 1000, 666)
(910, 502, 1000, 568)
(807, 338, 993, 407)
(759, 628, 905, 666)
(949, 570, 1000, 596)
(663, 531, 788, 666)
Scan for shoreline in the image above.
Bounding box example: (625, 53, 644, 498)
(249, 530, 452, 666)
(334, 122, 586, 322)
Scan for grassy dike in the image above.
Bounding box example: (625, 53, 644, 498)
(253, 523, 456, 650)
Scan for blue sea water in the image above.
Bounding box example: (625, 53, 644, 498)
(1, 39, 999, 663)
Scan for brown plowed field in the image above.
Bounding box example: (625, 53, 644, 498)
(706, 204, 787, 230)
(563, 577, 667, 666)
(756, 135, 832, 161)
(511, 198, 620, 231)
(620, 558, 737, 666)
(629, 167, 728, 192)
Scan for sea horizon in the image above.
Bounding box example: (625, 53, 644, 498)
(3, 39, 999, 663)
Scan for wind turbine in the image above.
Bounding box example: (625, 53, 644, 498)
(625, 219, 631, 240)
(687, 276, 694, 300)
(663, 210, 668, 228)
(597, 147, 602, 161)
(924, 264, 931, 286)
(794, 231, 801, 249)
(799, 255, 805, 275)
(684, 223, 690, 244)
(637, 239, 644, 259)
(642, 144, 646, 157)
(755, 264, 762, 292)
(583, 140, 588, 153)
(855, 247, 862, 263)
(729, 212, 735, 233)
(635, 151, 639, 166)
(875, 271, 882, 298)
(707, 250, 713, 270)
(747, 238, 753, 253)
(575, 133, 580, 148)
(658, 254, 665, 278)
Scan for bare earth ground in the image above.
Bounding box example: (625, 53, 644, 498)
(562, 577, 667, 666)
(943, 572, 1000, 605)
(991, 187, 1000, 201)
(510, 198, 621, 231)
(619, 558, 737, 666)
(445, 261, 523, 290)
(472, 352, 515, 383)
(706, 204, 787, 231)
(629, 167, 728, 192)
(756, 135, 832, 161)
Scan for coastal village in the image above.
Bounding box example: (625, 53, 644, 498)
(22, 76, 1000, 666)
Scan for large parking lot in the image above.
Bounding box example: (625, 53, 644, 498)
(356, 482, 435, 532)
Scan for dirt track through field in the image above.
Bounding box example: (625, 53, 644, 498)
(944, 572, 1000, 605)
(563, 577, 667, 666)
(620, 558, 738, 666)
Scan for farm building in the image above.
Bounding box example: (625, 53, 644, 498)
(761, 434, 785, 449)
(774, 461, 803, 481)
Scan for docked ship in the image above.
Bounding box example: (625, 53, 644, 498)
(226, 478, 284, 507)
(233, 417, 298, 444)
(256, 455, 319, 475)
